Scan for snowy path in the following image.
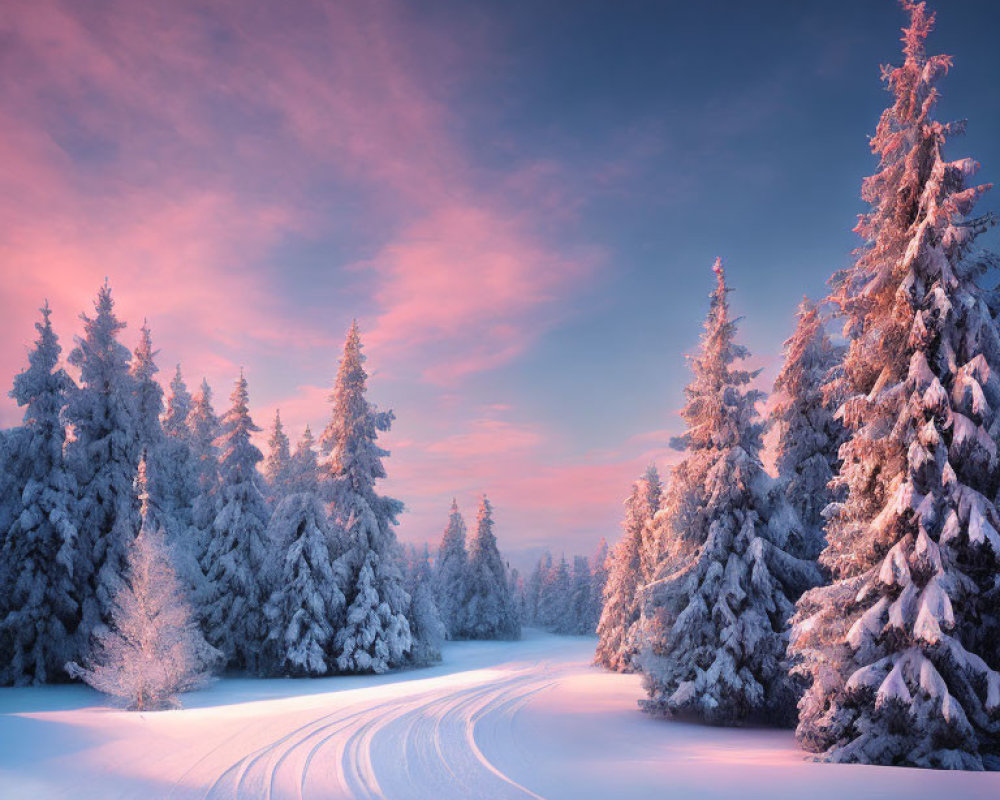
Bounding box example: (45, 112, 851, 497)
(0, 631, 997, 799)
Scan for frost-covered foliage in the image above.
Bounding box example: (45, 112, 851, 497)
(433, 499, 468, 639)
(596, 466, 662, 672)
(640, 261, 820, 726)
(200, 372, 272, 673)
(772, 298, 845, 558)
(323, 322, 411, 673)
(66, 283, 141, 647)
(403, 544, 446, 665)
(264, 492, 347, 677)
(264, 410, 292, 507)
(0, 304, 78, 685)
(789, 2, 1000, 770)
(287, 425, 319, 495)
(456, 496, 519, 640)
(67, 464, 218, 710)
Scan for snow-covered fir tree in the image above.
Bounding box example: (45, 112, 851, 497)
(639, 261, 820, 726)
(66, 283, 141, 647)
(789, 2, 1000, 769)
(538, 554, 571, 632)
(130, 321, 163, 458)
(771, 297, 845, 559)
(287, 425, 319, 495)
(67, 459, 218, 709)
(158, 366, 201, 594)
(322, 322, 411, 673)
(568, 555, 594, 635)
(404, 544, 446, 666)
(187, 378, 220, 572)
(433, 499, 468, 639)
(200, 371, 272, 673)
(525, 552, 550, 625)
(456, 496, 520, 640)
(263, 491, 347, 677)
(589, 538, 610, 632)
(0, 303, 78, 685)
(264, 409, 292, 506)
(595, 467, 662, 672)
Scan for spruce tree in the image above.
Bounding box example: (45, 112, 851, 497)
(67, 283, 141, 647)
(287, 425, 319, 495)
(433, 499, 468, 639)
(200, 371, 271, 672)
(263, 491, 346, 677)
(789, 2, 1000, 769)
(0, 303, 78, 685)
(264, 409, 292, 506)
(322, 322, 411, 673)
(640, 261, 820, 726)
(771, 298, 845, 558)
(457, 496, 519, 640)
(568, 555, 594, 635)
(538, 554, 571, 632)
(404, 544, 446, 665)
(590, 538, 610, 632)
(596, 468, 661, 672)
(187, 378, 220, 571)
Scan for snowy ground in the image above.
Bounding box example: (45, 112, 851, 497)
(0, 630, 996, 799)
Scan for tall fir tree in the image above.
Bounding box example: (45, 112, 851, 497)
(568, 555, 594, 635)
(433, 499, 468, 639)
(589, 538, 610, 632)
(404, 544, 446, 665)
(130, 321, 163, 456)
(201, 371, 272, 673)
(457, 496, 519, 640)
(640, 261, 820, 725)
(596, 468, 661, 672)
(264, 409, 292, 506)
(287, 425, 319, 495)
(187, 378, 220, 572)
(66, 283, 141, 648)
(538, 554, 571, 632)
(0, 303, 78, 685)
(789, 2, 1000, 769)
(771, 298, 845, 559)
(322, 322, 411, 673)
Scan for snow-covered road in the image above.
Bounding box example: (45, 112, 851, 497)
(0, 631, 996, 799)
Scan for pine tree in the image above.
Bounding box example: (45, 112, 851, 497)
(66, 283, 141, 647)
(67, 459, 218, 709)
(590, 538, 610, 632)
(526, 552, 552, 626)
(187, 378, 220, 572)
(263, 492, 346, 677)
(130, 321, 163, 456)
(322, 322, 411, 673)
(595, 468, 661, 672)
(287, 426, 319, 495)
(201, 371, 272, 673)
(159, 366, 201, 594)
(538, 554, 571, 633)
(404, 544, 446, 666)
(640, 261, 820, 726)
(457, 496, 520, 640)
(789, 2, 1000, 769)
(264, 409, 292, 506)
(772, 298, 845, 559)
(0, 303, 78, 685)
(433, 499, 468, 639)
(568, 555, 594, 635)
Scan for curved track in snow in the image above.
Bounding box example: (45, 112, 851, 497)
(203, 661, 560, 799)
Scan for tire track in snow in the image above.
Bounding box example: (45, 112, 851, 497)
(199, 660, 564, 799)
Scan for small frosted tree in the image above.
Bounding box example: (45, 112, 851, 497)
(595, 468, 661, 671)
(589, 538, 610, 632)
(67, 461, 219, 710)
(640, 261, 820, 726)
(263, 492, 347, 677)
(404, 544, 446, 665)
(323, 322, 411, 673)
(789, 2, 1000, 770)
(264, 409, 292, 506)
(287, 426, 319, 495)
(538, 554, 571, 632)
(67, 283, 141, 647)
(433, 499, 468, 639)
(201, 371, 272, 673)
(0, 303, 78, 685)
(771, 298, 845, 558)
(568, 555, 594, 635)
(456, 496, 520, 640)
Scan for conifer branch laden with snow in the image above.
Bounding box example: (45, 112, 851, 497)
(788, 0, 1000, 770)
